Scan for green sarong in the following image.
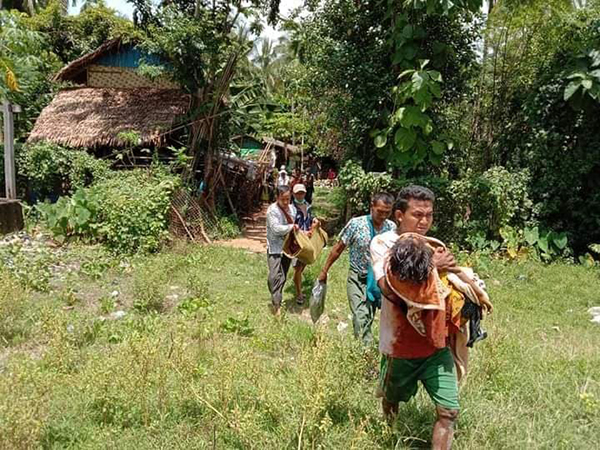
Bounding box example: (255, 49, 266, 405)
(378, 347, 460, 411)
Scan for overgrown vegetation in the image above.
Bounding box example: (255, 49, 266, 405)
(0, 243, 598, 448)
(36, 168, 179, 253)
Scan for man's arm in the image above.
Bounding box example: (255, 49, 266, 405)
(377, 277, 406, 309)
(318, 241, 346, 281)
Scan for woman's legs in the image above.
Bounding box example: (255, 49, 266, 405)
(293, 261, 306, 303)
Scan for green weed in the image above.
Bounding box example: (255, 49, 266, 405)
(0, 243, 598, 448)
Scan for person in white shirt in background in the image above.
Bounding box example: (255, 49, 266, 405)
(277, 165, 289, 187)
(266, 185, 298, 316)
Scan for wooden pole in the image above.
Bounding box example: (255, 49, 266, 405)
(301, 135, 304, 173)
(2, 101, 18, 200)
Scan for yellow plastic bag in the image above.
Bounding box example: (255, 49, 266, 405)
(282, 227, 328, 265)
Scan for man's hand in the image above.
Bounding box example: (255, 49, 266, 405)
(293, 224, 299, 232)
(318, 270, 328, 282)
(432, 247, 458, 272)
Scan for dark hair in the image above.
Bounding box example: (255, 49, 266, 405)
(394, 185, 435, 212)
(277, 185, 291, 197)
(388, 237, 433, 283)
(371, 192, 394, 206)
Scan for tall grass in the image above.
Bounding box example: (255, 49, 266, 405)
(0, 244, 598, 449)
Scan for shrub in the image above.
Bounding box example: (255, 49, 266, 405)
(36, 188, 100, 241)
(38, 169, 179, 253)
(18, 141, 111, 198)
(338, 161, 394, 213)
(215, 214, 242, 240)
(93, 170, 179, 253)
(449, 166, 535, 242)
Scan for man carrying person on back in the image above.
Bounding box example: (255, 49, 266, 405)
(317, 193, 396, 345)
(370, 185, 460, 449)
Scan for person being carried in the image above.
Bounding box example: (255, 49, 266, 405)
(318, 192, 396, 345)
(370, 185, 461, 449)
(266, 186, 298, 316)
(291, 183, 320, 305)
(384, 234, 493, 380)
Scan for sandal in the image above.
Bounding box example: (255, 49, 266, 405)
(296, 294, 306, 305)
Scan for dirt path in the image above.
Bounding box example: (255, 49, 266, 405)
(217, 204, 268, 253)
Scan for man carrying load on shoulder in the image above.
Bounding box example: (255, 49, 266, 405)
(266, 185, 298, 316)
(317, 192, 396, 345)
(370, 185, 464, 450)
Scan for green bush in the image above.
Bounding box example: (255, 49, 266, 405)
(93, 170, 179, 253)
(132, 267, 167, 313)
(338, 161, 394, 213)
(18, 141, 111, 197)
(38, 168, 179, 253)
(449, 166, 534, 242)
(37, 188, 100, 241)
(215, 214, 242, 240)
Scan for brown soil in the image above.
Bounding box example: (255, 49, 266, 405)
(217, 204, 268, 253)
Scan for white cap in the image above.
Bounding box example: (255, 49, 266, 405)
(280, 165, 286, 170)
(293, 184, 307, 193)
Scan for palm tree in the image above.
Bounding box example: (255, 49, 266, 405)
(252, 37, 280, 93)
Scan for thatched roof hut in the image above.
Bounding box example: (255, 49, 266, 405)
(53, 39, 123, 84)
(27, 38, 189, 149)
(28, 88, 190, 148)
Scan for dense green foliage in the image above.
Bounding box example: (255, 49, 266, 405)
(0, 10, 59, 138)
(316, 1, 600, 256)
(37, 169, 179, 253)
(93, 170, 179, 253)
(292, 0, 480, 167)
(489, 5, 600, 252)
(18, 142, 112, 197)
(26, 1, 138, 64)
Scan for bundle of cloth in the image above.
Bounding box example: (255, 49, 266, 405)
(384, 233, 493, 381)
(283, 225, 328, 265)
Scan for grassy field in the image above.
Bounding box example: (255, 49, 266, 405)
(1, 238, 599, 449)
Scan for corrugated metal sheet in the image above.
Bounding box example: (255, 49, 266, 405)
(96, 45, 165, 68)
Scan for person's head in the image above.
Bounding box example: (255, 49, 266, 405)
(293, 183, 307, 203)
(370, 192, 394, 227)
(394, 185, 435, 235)
(388, 236, 433, 284)
(277, 185, 291, 207)
(279, 168, 287, 177)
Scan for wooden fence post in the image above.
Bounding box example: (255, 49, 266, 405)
(2, 101, 19, 200)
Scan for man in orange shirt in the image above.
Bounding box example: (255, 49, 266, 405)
(370, 185, 459, 450)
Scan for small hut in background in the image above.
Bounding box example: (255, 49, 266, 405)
(27, 38, 190, 165)
(233, 135, 302, 169)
